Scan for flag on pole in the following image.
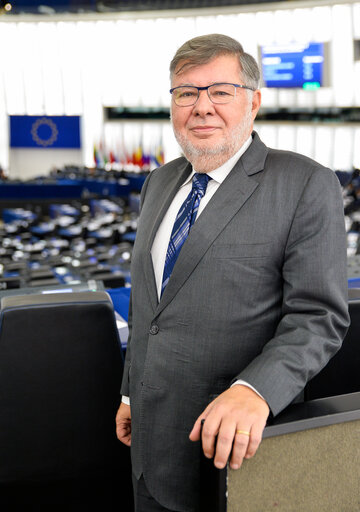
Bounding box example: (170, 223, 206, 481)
(153, 139, 165, 167)
(133, 142, 144, 168)
(93, 144, 100, 166)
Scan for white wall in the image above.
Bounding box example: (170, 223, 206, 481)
(8, 149, 83, 180)
(0, 0, 359, 175)
(255, 122, 359, 170)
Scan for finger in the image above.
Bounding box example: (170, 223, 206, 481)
(229, 429, 251, 469)
(115, 408, 132, 442)
(244, 422, 265, 459)
(116, 421, 125, 438)
(200, 416, 221, 460)
(116, 418, 129, 434)
(189, 401, 215, 442)
(119, 433, 131, 447)
(212, 419, 237, 469)
(189, 415, 203, 442)
(116, 422, 132, 445)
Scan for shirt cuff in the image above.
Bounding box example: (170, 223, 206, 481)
(231, 379, 265, 401)
(122, 395, 130, 405)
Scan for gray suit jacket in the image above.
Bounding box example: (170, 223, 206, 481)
(121, 132, 349, 511)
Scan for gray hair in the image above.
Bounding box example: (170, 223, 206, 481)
(170, 33, 260, 90)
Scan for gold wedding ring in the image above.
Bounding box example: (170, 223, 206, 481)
(236, 429, 250, 436)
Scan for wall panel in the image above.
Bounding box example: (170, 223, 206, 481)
(0, 0, 359, 175)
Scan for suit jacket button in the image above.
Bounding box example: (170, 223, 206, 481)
(149, 324, 159, 335)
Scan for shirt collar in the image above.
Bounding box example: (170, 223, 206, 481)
(181, 135, 253, 187)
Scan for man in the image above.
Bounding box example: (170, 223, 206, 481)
(116, 34, 349, 512)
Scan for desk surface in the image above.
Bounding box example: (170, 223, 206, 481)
(264, 391, 360, 438)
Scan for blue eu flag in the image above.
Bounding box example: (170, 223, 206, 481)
(10, 115, 81, 149)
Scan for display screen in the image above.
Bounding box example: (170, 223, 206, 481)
(261, 42, 324, 89)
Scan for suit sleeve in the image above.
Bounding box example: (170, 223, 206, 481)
(236, 167, 350, 416)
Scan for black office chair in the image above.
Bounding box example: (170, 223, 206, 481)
(304, 297, 360, 401)
(0, 291, 132, 509)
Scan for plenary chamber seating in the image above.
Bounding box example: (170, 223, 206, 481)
(0, 291, 133, 510)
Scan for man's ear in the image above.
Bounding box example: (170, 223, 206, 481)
(251, 89, 261, 120)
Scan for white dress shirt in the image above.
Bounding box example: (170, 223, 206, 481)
(122, 136, 264, 405)
(151, 137, 252, 299)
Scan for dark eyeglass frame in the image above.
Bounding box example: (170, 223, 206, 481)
(169, 82, 256, 106)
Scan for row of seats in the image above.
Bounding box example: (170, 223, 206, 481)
(0, 199, 137, 290)
(0, 245, 131, 290)
(0, 167, 147, 201)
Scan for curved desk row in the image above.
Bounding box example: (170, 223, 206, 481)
(0, 179, 131, 200)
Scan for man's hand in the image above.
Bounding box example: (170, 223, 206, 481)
(189, 385, 269, 470)
(116, 402, 132, 447)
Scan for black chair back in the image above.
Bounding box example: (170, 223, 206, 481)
(305, 298, 360, 400)
(0, 291, 132, 508)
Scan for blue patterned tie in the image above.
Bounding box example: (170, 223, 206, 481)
(161, 173, 211, 295)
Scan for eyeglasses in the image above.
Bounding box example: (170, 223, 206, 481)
(169, 82, 256, 107)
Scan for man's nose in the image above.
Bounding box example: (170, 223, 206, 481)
(192, 89, 215, 115)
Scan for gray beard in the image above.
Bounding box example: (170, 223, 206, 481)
(172, 108, 253, 173)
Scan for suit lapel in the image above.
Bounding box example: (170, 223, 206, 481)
(142, 159, 192, 310)
(155, 132, 268, 316)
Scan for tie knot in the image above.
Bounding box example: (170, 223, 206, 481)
(192, 173, 210, 197)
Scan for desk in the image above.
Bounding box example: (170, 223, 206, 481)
(0, 179, 132, 201)
(107, 286, 131, 322)
(201, 392, 360, 512)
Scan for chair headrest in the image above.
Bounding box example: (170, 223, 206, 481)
(0, 290, 112, 312)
